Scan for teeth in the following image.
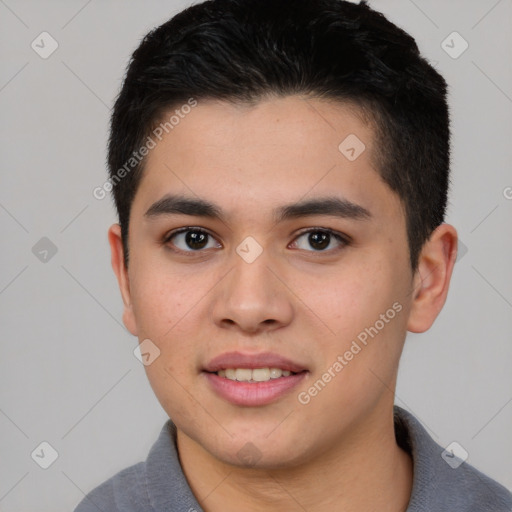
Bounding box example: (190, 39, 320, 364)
(270, 368, 282, 378)
(252, 368, 270, 381)
(235, 368, 252, 381)
(216, 367, 294, 382)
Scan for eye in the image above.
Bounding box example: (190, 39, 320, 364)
(163, 227, 221, 253)
(290, 228, 349, 252)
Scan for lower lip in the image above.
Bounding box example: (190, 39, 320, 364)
(203, 371, 308, 406)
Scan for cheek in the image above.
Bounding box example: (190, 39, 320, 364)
(313, 264, 396, 336)
(312, 260, 408, 379)
(132, 271, 202, 415)
(130, 264, 198, 339)
(144, 360, 201, 433)
(129, 265, 212, 374)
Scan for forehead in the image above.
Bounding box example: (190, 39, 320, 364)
(132, 95, 400, 225)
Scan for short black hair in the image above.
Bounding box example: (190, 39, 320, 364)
(107, 0, 450, 271)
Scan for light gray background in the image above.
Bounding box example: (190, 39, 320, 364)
(0, 0, 511, 510)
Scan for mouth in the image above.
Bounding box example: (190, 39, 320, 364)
(202, 352, 308, 406)
(212, 367, 298, 382)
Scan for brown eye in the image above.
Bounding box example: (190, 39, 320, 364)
(183, 230, 209, 250)
(291, 228, 349, 252)
(307, 231, 330, 250)
(164, 228, 221, 252)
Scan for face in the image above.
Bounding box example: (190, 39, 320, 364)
(109, 95, 438, 468)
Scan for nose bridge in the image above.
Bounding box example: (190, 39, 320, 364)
(212, 241, 293, 331)
(231, 248, 273, 298)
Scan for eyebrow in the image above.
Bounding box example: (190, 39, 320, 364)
(144, 194, 372, 223)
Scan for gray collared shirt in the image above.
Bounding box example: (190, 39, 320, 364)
(74, 406, 512, 511)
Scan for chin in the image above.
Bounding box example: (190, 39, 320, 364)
(201, 425, 312, 470)
(214, 443, 307, 470)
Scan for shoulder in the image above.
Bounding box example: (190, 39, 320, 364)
(73, 419, 202, 512)
(424, 459, 512, 512)
(452, 463, 512, 512)
(73, 462, 149, 512)
(394, 406, 512, 512)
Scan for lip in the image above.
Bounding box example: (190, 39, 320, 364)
(203, 351, 307, 373)
(202, 351, 308, 407)
(203, 371, 308, 406)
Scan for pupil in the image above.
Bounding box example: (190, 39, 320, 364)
(186, 231, 208, 250)
(309, 232, 329, 250)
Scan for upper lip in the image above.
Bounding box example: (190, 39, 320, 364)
(203, 351, 307, 373)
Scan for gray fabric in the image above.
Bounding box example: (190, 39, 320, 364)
(74, 405, 512, 511)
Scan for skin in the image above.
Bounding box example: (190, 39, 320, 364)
(109, 95, 458, 511)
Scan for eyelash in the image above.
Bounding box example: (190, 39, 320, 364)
(162, 226, 351, 256)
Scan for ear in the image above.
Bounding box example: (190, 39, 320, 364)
(108, 223, 138, 336)
(407, 223, 458, 333)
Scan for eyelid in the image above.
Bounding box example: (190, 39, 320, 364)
(293, 226, 351, 243)
(290, 227, 351, 251)
(162, 226, 222, 255)
(162, 226, 351, 254)
(163, 226, 218, 243)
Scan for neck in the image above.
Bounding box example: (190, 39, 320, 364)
(177, 403, 413, 512)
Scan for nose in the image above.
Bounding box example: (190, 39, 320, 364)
(211, 247, 294, 334)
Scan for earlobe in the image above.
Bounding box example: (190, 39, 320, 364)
(108, 223, 138, 336)
(407, 223, 458, 333)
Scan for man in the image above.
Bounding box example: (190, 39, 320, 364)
(77, 0, 512, 510)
